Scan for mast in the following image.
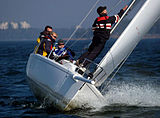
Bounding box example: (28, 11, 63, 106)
(93, 0, 160, 87)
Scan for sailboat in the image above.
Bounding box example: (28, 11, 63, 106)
(26, 0, 160, 111)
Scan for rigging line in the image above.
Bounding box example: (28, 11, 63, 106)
(107, 0, 122, 14)
(68, 29, 90, 49)
(64, 0, 101, 46)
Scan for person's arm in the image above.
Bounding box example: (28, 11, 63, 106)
(66, 49, 75, 60)
(118, 5, 128, 18)
(109, 5, 128, 24)
(92, 18, 97, 31)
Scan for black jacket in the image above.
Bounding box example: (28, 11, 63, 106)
(39, 31, 50, 41)
(37, 35, 55, 56)
(92, 9, 125, 39)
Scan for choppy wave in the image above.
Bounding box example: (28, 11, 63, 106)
(0, 39, 160, 117)
(103, 82, 160, 107)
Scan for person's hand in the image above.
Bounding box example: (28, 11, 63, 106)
(92, 27, 96, 31)
(123, 5, 128, 11)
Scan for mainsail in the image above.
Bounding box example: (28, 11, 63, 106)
(93, 0, 160, 87)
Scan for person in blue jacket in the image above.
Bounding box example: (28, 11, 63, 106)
(52, 39, 75, 62)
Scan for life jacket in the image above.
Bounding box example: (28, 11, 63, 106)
(95, 16, 112, 30)
(37, 35, 55, 57)
(37, 31, 48, 44)
(42, 43, 47, 56)
(35, 32, 47, 54)
(42, 36, 54, 56)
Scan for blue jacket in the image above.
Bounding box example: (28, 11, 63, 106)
(53, 46, 75, 61)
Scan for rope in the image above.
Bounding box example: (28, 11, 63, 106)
(64, 0, 101, 46)
(68, 29, 90, 49)
(107, 0, 122, 14)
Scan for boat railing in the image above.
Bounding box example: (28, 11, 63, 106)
(75, 58, 104, 80)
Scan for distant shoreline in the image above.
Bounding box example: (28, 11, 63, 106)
(0, 34, 160, 41)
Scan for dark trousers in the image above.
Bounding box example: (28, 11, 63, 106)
(78, 33, 108, 67)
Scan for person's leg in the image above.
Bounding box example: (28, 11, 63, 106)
(79, 34, 107, 67)
(82, 41, 105, 67)
(78, 51, 90, 63)
(77, 35, 98, 65)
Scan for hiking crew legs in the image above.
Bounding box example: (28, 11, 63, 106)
(78, 34, 107, 67)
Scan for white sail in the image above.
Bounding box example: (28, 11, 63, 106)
(93, 0, 160, 87)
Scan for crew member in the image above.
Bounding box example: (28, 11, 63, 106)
(77, 5, 128, 67)
(52, 39, 75, 62)
(37, 32, 58, 57)
(37, 25, 53, 44)
(35, 26, 53, 53)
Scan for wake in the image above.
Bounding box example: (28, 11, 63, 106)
(103, 82, 160, 107)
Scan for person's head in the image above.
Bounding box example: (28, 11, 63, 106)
(50, 32, 58, 40)
(97, 6, 107, 15)
(58, 39, 65, 48)
(45, 25, 53, 32)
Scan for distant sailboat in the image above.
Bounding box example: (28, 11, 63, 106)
(26, 0, 160, 111)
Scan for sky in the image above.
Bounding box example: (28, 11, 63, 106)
(0, 0, 141, 29)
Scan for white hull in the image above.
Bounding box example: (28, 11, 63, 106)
(26, 54, 104, 111)
(26, 0, 160, 111)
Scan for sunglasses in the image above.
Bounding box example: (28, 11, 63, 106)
(58, 43, 64, 45)
(53, 36, 57, 38)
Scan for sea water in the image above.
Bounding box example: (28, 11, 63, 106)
(0, 38, 160, 118)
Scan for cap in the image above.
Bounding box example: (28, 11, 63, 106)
(45, 25, 52, 31)
(58, 39, 64, 45)
(97, 6, 106, 15)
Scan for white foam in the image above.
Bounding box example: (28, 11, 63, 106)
(103, 82, 160, 107)
(69, 82, 160, 111)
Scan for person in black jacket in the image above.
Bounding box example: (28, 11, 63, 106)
(37, 25, 53, 44)
(37, 32, 58, 57)
(77, 5, 128, 67)
(35, 26, 53, 53)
